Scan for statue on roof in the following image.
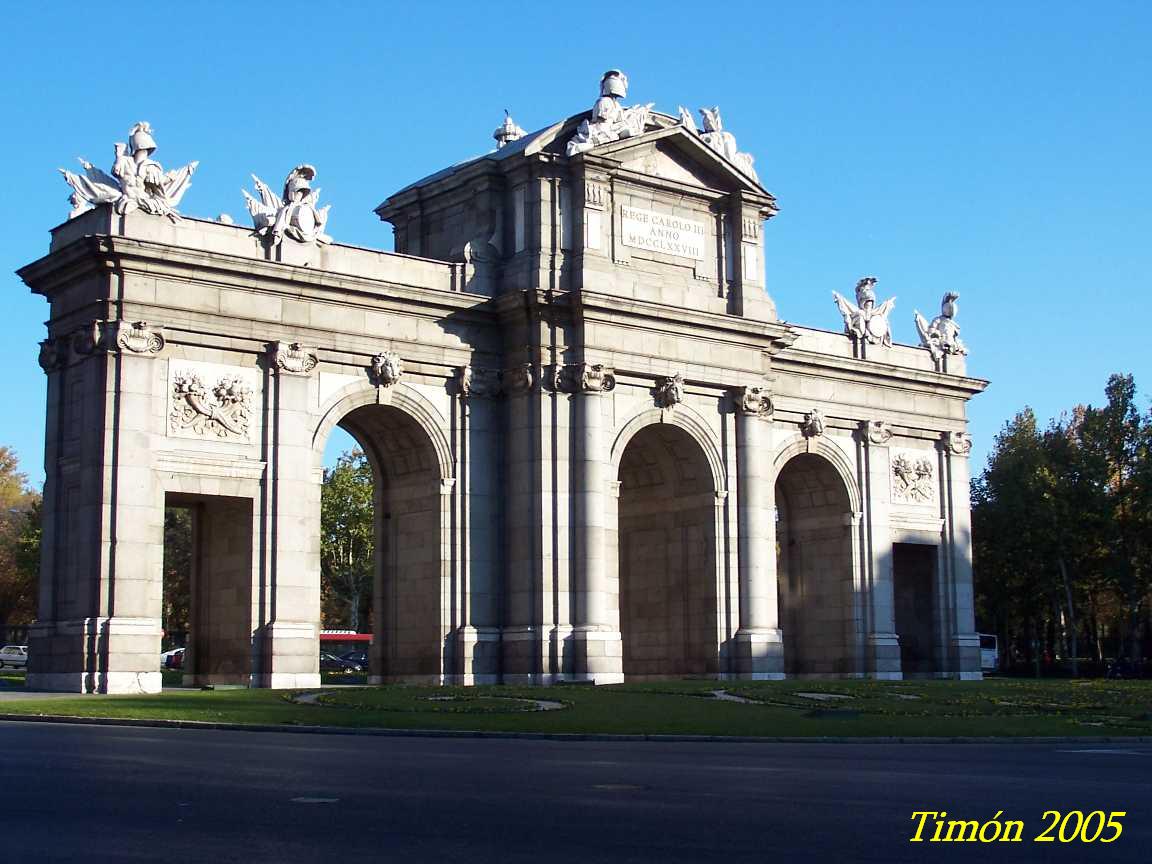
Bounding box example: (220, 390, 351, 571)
(914, 292, 968, 361)
(697, 107, 759, 182)
(494, 110, 526, 149)
(243, 164, 331, 246)
(566, 70, 654, 156)
(60, 122, 198, 221)
(834, 276, 895, 347)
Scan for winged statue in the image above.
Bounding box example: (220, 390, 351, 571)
(833, 277, 895, 347)
(243, 165, 331, 246)
(60, 122, 197, 222)
(914, 292, 968, 361)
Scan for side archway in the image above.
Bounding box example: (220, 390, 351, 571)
(314, 381, 454, 682)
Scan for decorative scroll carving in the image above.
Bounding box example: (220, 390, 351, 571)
(655, 372, 684, 409)
(944, 431, 973, 456)
(243, 165, 331, 246)
(503, 363, 534, 396)
(169, 370, 252, 440)
(566, 70, 653, 156)
(270, 341, 318, 376)
(456, 366, 502, 398)
(60, 122, 198, 221)
(735, 386, 774, 417)
(860, 419, 893, 445)
(892, 451, 936, 504)
(370, 351, 403, 388)
(801, 407, 825, 438)
(112, 321, 164, 355)
(834, 277, 895, 347)
(557, 363, 616, 393)
(914, 292, 968, 362)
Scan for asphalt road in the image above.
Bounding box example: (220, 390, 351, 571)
(0, 722, 1148, 863)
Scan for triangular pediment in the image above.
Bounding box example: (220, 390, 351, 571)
(582, 125, 774, 200)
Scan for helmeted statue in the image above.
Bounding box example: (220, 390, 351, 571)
(60, 121, 198, 221)
(243, 164, 332, 246)
(566, 70, 653, 156)
(834, 276, 895, 347)
(914, 292, 968, 361)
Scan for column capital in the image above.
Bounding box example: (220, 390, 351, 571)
(733, 385, 773, 417)
(268, 341, 318, 376)
(940, 430, 973, 456)
(858, 419, 893, 445)
(556, 362, 615, 394)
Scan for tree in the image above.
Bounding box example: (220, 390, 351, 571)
(162, 507, 192, 645)
(0, 447, 39, 645)
(320, 449, 374, 631)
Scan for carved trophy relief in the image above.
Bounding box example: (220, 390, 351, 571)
(243, 165, 332, 246)
(60, 122, 198, 222)
(891, 450, 937, 505)
(168, 365, 256, 441)
(914, 292, 968, 362)
(834, 277, 895, 348)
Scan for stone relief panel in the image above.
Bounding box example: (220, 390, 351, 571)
(167, 360, 260, 443)
(890, 449, 937, 506)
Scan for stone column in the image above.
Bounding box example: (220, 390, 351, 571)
(732, 386, 784, 678)
(567, 363, 623, 683)
(27, 321, 166, 694)
(859, 420, 902, 679)
(454, 366, 502, 684)
(942, 432, 981, 679)
(257, 342, 322, 689)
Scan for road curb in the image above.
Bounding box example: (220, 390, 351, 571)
(1, 713, 1151, 745)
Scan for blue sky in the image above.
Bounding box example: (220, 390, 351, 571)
(1, 1, 1149, 482)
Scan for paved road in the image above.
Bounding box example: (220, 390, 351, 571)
(0, 722, 1148, 863)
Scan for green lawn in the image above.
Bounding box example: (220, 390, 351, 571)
(2, 678, 1151, 738)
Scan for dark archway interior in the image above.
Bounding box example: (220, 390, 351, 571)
(339, 404, 442, 680)
(893, 542, 938, 675)
(617, 424, 717, 677)
(775, 454, 856, 675)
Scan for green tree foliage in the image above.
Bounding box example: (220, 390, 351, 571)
(321, 449, 374, 632)
(0, 446, 39, 644)
(162, 507, 192, 646)
(974, 374, 1152, 671)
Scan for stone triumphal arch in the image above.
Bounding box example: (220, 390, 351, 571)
(21, 71, 986, 692)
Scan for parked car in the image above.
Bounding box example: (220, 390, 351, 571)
(0, 645, 29, 669)
(161, 648, 185, 670)
(978, 634, 999, 673)
(340, 650, 369, 667)
(320, 652, 362, 673)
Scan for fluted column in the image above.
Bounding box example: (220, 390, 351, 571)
(732, 386, 784, 678)
(564, 363, 623, 683)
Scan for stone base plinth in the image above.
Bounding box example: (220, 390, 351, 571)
(254, 621, 318, 688)
(569, 626, 623, 684)
(731, 628, 785, 678)
(867, 632, 904, 679)
(453, 625, 501, 684)
(26, 617, 163, 694)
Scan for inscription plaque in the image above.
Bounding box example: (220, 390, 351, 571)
(620, 205, 706, 260)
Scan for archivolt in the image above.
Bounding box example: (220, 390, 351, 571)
(312, 379, 454, 481)
(610, 404, 726, 494)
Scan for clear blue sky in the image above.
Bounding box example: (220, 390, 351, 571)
(2, 1, 1149, 482)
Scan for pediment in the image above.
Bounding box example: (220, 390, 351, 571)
(585, 125, 774, 201)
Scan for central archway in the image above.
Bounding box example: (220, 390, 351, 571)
(615, 423, 719, 678)
(328, 402, 445, 682)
